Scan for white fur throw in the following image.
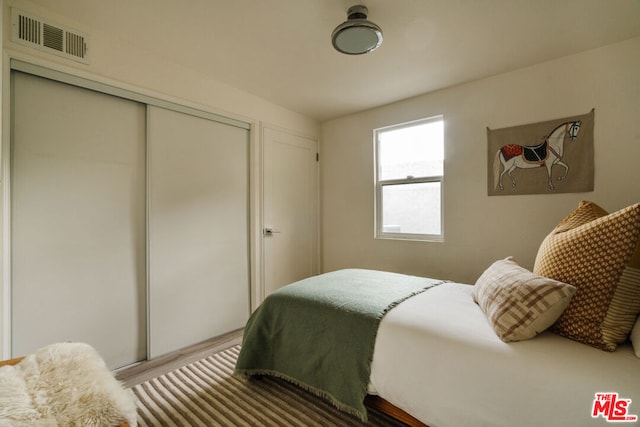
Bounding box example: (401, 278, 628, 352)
(0, 342, 137, 426)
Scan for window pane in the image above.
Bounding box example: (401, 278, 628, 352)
(378, 120, 443, 180)
(382, 182, 441, 235)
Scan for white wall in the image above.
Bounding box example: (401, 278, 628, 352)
(1, 0, 318, 133)
(320, 37, 640, 284)
(0, 0, 319, 357)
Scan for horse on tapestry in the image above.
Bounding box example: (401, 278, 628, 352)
(493, 120, 581, 191)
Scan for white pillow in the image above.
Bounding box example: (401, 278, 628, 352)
(631, 316, 640, 358)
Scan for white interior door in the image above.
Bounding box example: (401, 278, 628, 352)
(263, 127, 318, 297)
(148, 106, 250, 358)
(11, 71, 147, 369)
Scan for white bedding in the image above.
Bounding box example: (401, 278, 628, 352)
(370, 282, 640, 427)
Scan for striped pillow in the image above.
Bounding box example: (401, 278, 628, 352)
(533, 201, 640, 351)
(603, 266, 640, 346)
(473, 257, 576, 342)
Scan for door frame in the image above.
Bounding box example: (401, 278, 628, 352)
(257, 123, 320, 307)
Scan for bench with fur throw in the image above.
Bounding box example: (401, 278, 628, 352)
(0, 342, 136, 426)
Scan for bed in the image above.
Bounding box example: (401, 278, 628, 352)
(236, 200, 640, 426)
(370, 280, 640, 426)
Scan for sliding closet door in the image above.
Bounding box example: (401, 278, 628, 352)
(11, 72, 147, 369)
(148, 106, 250, 358)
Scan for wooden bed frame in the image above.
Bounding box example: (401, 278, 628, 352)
(366, 394, 429, 427)
(0, 356, 131, 427)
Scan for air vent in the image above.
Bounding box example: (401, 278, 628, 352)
(12, 9, 90, 64)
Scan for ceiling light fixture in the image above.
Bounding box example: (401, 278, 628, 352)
(331, 5, 383, 55)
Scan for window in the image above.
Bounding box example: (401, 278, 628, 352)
(374, 116, 444, 241)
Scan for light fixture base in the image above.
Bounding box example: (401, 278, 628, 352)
(347, 5, 368, 20)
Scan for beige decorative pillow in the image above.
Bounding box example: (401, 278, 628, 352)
(473, 257, 576, 342)
(533, 201, 640, 351)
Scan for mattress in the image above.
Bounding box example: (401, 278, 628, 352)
(369, 282, 640, 427)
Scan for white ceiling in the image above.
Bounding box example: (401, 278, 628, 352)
(25, 0, 640, 122)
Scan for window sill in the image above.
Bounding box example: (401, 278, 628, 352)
(375, 234, 444, 243)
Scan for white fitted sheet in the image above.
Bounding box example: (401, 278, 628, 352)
(370, 282, 640, 427)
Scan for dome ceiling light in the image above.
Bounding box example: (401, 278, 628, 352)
(331, 5, 383, 55)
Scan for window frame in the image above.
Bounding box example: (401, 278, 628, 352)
(374, 116, 444, 242)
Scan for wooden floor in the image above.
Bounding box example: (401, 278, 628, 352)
(115, 328, 243, 387)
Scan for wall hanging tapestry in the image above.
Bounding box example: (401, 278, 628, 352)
(487, 109, 594, 196)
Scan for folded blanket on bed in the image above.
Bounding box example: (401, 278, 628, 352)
(234, 268, 444, 421)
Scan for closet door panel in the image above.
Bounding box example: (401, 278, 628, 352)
(11, 72, 147, 369)
(148, 106, 249, 358)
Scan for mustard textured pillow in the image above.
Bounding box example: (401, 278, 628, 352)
(473, 257, 576, 342)
(533, 201, 640, 351)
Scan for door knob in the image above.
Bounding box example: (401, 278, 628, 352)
(263, 227, 281, 235)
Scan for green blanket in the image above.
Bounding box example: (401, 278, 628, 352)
(234, 268, 444, 421)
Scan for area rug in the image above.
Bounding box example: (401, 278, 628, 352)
(131, 345, 408, 426)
